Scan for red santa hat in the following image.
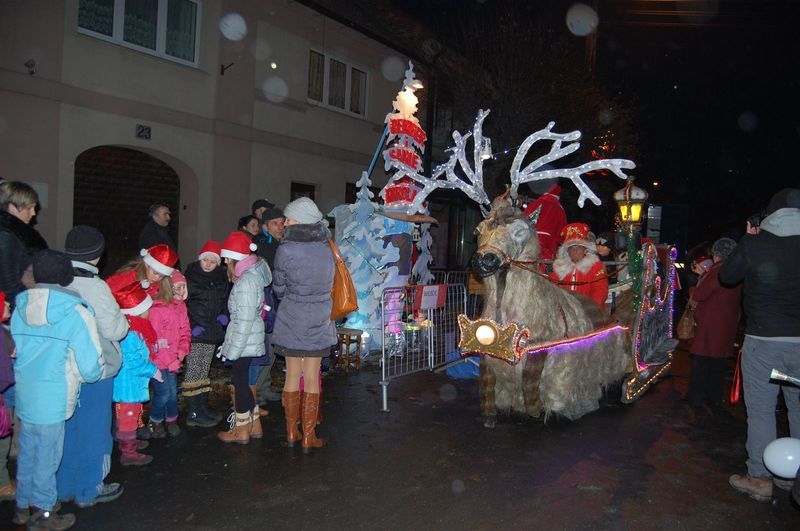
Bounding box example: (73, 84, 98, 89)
(140, 244, 178, 276)
(107, 272, 153, 316)
(220, 231, 257, 261)
(560, 222, 596, 251)
(693, 256, 713, 272)
(198, 240, 222, 263)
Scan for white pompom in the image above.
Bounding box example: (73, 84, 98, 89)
(249, 243, 258, 252)
(140, 249, 148, 257)
(140, 280, 150, 289)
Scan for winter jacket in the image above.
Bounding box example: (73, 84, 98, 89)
(148, 299, 191, 371)
(690, 262, 742, 358)
(139, 220, 177, 255)
(113, 330, 158, 403)
(271, 222, 337, 352)
(185, 260, 229, 344)
(68, 261, 129, 379)
(11, 285, 103, 424)
(220, 257, 271, 361)
(550, 251, 609, 310)
(0, 210, 48, 308)
(719, 208, 800, 337)
(254, 230, 281, 269)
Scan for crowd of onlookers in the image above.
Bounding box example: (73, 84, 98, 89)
(1, 179, 336, 530)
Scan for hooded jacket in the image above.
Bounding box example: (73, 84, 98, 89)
(185, 260, 229, 344)
(11, 285, 103, 423)
(719, 207, 800, 337)
(113, 327, 159, 404)
(271, 222, 337, 352)
(220, 257, 271, 361)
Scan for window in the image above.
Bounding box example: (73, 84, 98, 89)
(290, 182, 316, 202)
(78, 0, 201, 65)
(307, 50, 367, 117)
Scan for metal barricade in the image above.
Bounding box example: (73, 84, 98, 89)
(444, 271, 468, 287)
(379, 283, 466, 411)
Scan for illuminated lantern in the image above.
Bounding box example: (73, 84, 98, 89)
(613, 177, 648, 225)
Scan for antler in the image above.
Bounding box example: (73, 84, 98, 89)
(509, 122, 635, 207)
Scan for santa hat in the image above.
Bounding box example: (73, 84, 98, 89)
(693, 256, 713, 272)
(198, 240, 222, 263)
(140, 244, 178, 276)
(171, 270, 186, 285)
(220, 231, 257, 261)
(560, 222, 596, 251)
(107, 272, 153, 316)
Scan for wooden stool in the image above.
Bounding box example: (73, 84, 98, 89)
(336, 328, 363, 372)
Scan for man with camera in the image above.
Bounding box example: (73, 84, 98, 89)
(720, 188, 800, 502)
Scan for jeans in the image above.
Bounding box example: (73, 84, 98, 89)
(149, 371, 179, 422)
(742, 336, 800, 477)
(16, 421, 65, 511)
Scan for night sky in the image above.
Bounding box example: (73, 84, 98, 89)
(393, 0, 800, 247)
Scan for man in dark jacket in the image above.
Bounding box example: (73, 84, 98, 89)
(721, 188, 800, 503)
(139, 202, 178, 255)
(253, 207, 285, 403)
(0, 181, 48, 309)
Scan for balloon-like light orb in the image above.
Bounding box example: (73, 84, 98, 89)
(475, 324, 497, 346)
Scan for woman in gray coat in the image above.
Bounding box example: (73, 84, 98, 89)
(272, 197, 335, 452)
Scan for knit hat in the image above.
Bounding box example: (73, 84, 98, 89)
(711, 237, 736, 260)
(64, 225, 105, 261)
(252, 198, 274, 213)
(560, 222, 596, 252)
(107, 272, 153, 316)
(261, 207, 284, 223)
(283, 197, 323, 225)
(221, 231, 257, 261)
(198, 240, 222, 263)
(140, 244, 178, 276)
(32, 250, 74, 286)
(766, 188, 800, 215)
(693, 256, 713, 272)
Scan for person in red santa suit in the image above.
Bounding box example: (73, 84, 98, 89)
(550, 222, 609, 309)
(523, 183, 567, 264)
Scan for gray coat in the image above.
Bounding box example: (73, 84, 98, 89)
(271, 222, 336, 352)
(220, 259, 271, 361)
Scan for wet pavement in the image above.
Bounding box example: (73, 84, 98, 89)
(2, 348, 798, 530)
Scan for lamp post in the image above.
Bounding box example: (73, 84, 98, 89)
(614, 177, 649, 309)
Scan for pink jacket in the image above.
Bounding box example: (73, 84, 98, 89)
(148, 299, 191, 372)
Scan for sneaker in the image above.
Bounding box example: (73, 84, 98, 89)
(75, 483, 123, 508)
(148, 420, 166, 439)
(27, 507, 76, 531)
(729, 473, 773, 502)
(0, 481, 16, 501)
(166, 421, 181, 437)
(774, 477, 795, 491)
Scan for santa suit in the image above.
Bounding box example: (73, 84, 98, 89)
(550, 248, 609, 310)
(523, 185, 567, 262)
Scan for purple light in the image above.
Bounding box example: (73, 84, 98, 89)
(521, 324, 628, 357)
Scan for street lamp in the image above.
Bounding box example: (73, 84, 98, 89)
(613, 177, 648, 225)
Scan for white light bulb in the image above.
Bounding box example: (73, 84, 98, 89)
(475, 325, 496, 346)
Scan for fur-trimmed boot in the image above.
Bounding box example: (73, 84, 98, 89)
(301, 392, 325, 453)
(217, 412, 251, 444)
(283, 390, 302, 447)
(118, 430, 153, 466)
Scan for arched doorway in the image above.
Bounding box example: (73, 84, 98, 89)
(74, 146, 180, 276)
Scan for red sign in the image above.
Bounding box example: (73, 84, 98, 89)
(413, 284, 447, 311)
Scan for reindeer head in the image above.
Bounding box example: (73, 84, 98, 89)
(471, 198, 540, 277)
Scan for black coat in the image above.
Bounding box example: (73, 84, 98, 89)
(0, 210, 47, 307)
(139, 220, 180, 270)
(185, 261, 230, 344)
(254, 231, 280, 270)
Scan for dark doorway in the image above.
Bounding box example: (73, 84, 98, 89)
(74, 146, 180, 277)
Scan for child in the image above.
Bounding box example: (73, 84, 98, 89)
(147, 270, 191, 437)
(183, 241, 229, 427)
(107, 271, 162, 466)
(0, 291, 15, 503)
(11, 250, 104, 530)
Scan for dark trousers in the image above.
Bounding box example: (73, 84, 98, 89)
(232, 357, 254, 414)
(687, 355, 727, 405)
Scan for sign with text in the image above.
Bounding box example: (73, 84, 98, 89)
(414, 284, 447, 311)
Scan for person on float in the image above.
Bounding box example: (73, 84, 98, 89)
(271, 197, 336, 452)
(183, 241, 228, 427)
(56, 226, 128, 508)
(522, 183, 567, 267)
(549, 222, 609, 309)
(685, 238, 741, 407)
(216, 232, 271, 444)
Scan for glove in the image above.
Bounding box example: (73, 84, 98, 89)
(167, 359, 182, 373)
(191, 325, 205, 337)
(216, 314, 230, 326)
(152, 369, 164, 383)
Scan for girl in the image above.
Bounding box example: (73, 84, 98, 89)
(238, 215, 260, 238)
(272, 197, 335, 453)
(147, 271, 191, 437)
(183, 240, 229, 427)
(106, 272, 162, 466)
(217, 232, 271, 444)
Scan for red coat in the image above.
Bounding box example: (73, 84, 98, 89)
(523, 188, 567, 261)
(550, 255, 609, 309)
(690, 262, 742, 358)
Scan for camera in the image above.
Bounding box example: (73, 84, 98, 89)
(747, 212, 764, 228)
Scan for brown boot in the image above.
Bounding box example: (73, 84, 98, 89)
(301, 392, 325, 453)
(250, 406, 264, 439)
(283, 390, 302, 447)
(250, 385, 268, 417)
(729, 473, 773, 502)
(217, 412, 251, 445)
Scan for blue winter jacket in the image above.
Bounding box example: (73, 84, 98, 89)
(11, 285, 103, 424)
(113, 331, 158, 403)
